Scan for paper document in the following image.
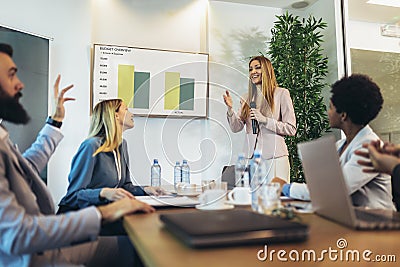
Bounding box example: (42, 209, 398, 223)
(136, 196, 199, 207)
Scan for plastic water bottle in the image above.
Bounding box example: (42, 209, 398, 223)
(151, 159, 161, 187)
(249, 151, 264, 213)
(235, 153, 248, 187)
(174, 161, 182, 187)
(242, 169, 250, 188)
(181, 160, 190, 184)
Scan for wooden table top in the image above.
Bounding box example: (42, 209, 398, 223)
(124, 206, 400, 267)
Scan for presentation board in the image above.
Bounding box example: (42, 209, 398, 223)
(92, 44, 209, 117)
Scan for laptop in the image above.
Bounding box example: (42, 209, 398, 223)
(298, 135, 400, 230)
(160, 209, 308, 248)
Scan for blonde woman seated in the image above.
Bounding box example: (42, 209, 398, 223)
(58, 99, 161, 234)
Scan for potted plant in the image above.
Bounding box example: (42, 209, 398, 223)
(268, 12, 330, 183)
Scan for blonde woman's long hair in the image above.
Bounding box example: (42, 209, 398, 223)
(240, 56, 278, 121)
(88, 99, 123, 156)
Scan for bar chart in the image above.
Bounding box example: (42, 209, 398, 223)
(164, 72, 195, 111)
(118, 65, 150, 109)
(92, 44, 208, 117)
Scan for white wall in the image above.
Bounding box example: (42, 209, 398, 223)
(348, 20, 400, 52)
(348, 20, 400, 54)
(92, 0, 206, 52)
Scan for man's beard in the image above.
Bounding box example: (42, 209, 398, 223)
(0, 90, 30, 125)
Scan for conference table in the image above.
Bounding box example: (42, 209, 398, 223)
(124, 202, 400, 267)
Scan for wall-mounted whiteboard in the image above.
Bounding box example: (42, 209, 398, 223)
(92, 44, 209, 117)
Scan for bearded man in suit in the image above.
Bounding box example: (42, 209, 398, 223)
(0, 43, 155, 267)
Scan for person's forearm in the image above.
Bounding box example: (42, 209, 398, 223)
(97, 204, 119, 224)
(22, 124, 63, 173)
(77, 188, 107, 207)
(227, 109, 245, 133)
(227, 107, 234, 117)
(378, 156, 400, 175)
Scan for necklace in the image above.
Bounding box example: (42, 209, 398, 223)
(112, 150, 122, 181)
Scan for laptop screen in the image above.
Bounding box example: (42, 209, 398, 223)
(298, 135, 357, 227)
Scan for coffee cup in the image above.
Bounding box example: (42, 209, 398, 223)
(228, 187, 251, 205)
(201, 179, 216, 192)
(198, 182, 227, 209)
(175, 183, 198, 195)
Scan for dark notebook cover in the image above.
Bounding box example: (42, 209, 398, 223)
(160, 209, 308, 248)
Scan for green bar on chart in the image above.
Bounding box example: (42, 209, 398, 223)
(164, 72, 180, 110)
(134, 72, 150, 109)
(179, 78, 195, 110)
(118, 65, 134, 108)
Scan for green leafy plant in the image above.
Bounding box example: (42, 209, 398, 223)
(268, 12, 330, 183)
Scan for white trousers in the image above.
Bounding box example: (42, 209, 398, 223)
(264, 156, 290, 183)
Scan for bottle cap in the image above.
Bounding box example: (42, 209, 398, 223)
(154, 159, 158, 164)
(176, 161, 180, 165)
(182, 159, 188, 164)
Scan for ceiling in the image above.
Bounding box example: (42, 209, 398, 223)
(210, 0, 318, 9)
(349, 0, 400, 24)
(210, 0, 400, 24)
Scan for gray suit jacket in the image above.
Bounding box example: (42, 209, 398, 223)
(0, 124, 101, 267)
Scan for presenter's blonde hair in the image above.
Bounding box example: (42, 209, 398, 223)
(240, 56, 278, 121)
(88, 98, 123, 156)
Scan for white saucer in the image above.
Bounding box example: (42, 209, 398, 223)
(195, 203, 234, 210)
(176, 192, 200, 197)
(225, 200, 251, 206)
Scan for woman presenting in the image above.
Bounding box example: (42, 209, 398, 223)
(223, 56, 296, 182)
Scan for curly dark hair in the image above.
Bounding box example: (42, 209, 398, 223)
(0, 43, 13, 57)
(330, 74, 383, 125)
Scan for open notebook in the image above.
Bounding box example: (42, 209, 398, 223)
(160, 209, 308, 248)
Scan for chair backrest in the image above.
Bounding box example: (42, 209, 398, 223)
(221, 165, 235, 189)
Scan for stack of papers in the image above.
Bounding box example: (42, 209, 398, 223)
(136, 196, 199, 207)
